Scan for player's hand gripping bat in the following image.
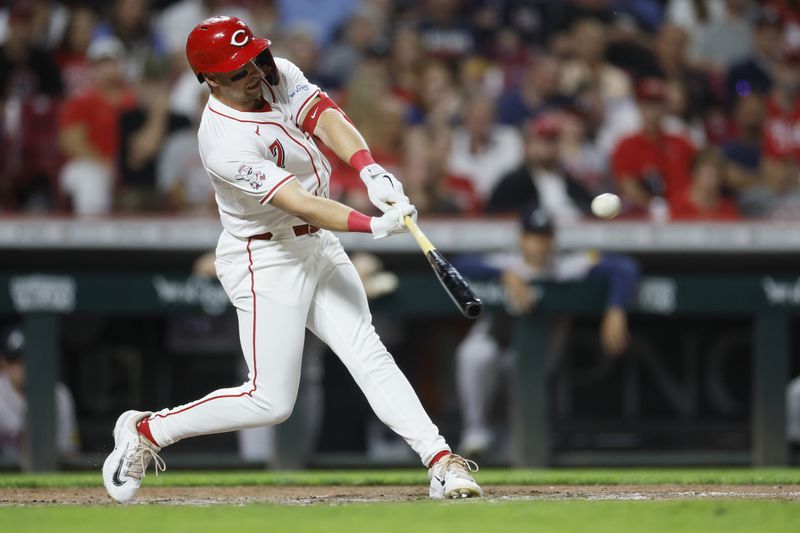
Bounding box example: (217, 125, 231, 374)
(403, 216, 483, 319)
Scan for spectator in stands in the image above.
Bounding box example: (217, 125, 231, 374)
(277, 24, 322, 85)
(666, 0, 727, 41)
(611, 77, 695, 219)
(408, 60, 463, 129)
(496, 53, 570, 127)
(388, 26, 424, 105)
(560, 17, 633, 107)
(0, 4, 64, 211)
(453, 208, 640, 456)
(157, 90, 214, 213)
(317, 9, 382, 90)
(487, 113, 592, 220)
(277, 0, 359, 46)
(671, 148, 741, 220)
(649, 23, 716, 137)
(58, 36, 136, 214)
(722, 93, 766, 202)
(447, 92, 523, 202)
(761, 44, 800, 196)
(559, 86, 612, 195)
(0, 326, 79, 467)
(663, 78, 707, 149)
(558, 17, 640, 154)
(690, 0, 755, 72)
(94, 0, 168, 82)
(54, 5, 98, 98)
(417, 0, 475, 59)
(726, 6, 784, 107)
(0, 5, 63, 100)
(118, 59, 190, 212)
(404, 127, 480, 215)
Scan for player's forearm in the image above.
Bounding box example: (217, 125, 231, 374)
(313, 108, 369, 164)
(271, 180, 371, 233)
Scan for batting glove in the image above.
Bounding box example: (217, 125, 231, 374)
(370, 203, 417, 239)
(359, 163, 410, 213)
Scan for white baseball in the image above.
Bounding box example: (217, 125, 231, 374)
(591, 193, 621, 219)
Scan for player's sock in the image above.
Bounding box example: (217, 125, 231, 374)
(428, 449, 450, 468)
(136, 417, 160, 447)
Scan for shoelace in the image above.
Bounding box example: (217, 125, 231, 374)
(125, 439, 166, 481)
(444, 454, 479, 480)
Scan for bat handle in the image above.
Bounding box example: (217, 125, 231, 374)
(404, 216, 435, 255)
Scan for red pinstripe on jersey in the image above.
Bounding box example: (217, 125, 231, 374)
(152, 238, 258, 421)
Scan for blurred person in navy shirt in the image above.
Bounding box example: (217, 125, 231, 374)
(453, 207, 640, 456)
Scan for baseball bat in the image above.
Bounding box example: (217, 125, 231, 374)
(404, 216, 483, 319)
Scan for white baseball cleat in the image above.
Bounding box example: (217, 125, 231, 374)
(428, 453, 483, 499)
(102, 410, 165, 503)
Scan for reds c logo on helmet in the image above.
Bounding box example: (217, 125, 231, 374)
(186, 16, 275, 84)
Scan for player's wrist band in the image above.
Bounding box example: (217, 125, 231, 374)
(350, 149, 376, 172)
(347, 210, 373, 233)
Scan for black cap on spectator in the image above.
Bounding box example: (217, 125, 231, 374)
(520, 207, 555, 236)
(1, 327, 24, 361)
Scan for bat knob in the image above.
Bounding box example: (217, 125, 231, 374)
(464, 300, 483, 319)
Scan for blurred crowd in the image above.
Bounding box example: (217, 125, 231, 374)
(2, 0, 800, 221)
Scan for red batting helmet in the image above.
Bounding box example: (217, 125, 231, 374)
(186, 16, 275, 84)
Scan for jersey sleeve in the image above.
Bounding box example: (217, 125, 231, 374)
(205, 141, 296, 205)
(275, 57, 321, 126)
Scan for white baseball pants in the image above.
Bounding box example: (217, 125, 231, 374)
(147, 229, 449, 466)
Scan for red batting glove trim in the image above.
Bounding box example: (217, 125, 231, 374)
(349, 149, 376, 172)
(347, 210, 373, 233)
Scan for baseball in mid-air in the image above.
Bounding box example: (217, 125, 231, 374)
(591, 193, 621, 219)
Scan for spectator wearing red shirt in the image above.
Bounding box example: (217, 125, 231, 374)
(54, 6, 98, 99)
(761, 45, 800, 195)
(611, 78, 695, 219)
(58, 36, 137, 214)
(671, 148, 741, 220)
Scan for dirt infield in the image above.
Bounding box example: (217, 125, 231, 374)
(2, 485, 800, 505)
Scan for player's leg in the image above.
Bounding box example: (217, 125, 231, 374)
(146, 236, 315, 446)
(305, 233, 481, 498)
(103, 236, 312, 502)
(455, 315, 503, 456)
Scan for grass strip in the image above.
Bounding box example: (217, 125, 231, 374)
(1, 500, 798, 533)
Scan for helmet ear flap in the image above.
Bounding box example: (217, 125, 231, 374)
(256, 49, 280, 86)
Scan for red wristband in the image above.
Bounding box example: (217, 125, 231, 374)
(349, 149, 376, 172)
(347, 210, 372, 233)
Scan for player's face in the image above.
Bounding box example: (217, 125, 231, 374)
(207, 60, 268, 110)
(0, 359, 25, 393)
(520, 233, 553, 269)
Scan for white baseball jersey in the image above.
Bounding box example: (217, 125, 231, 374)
(144, 56, 451, 469)
(198, 58, 332, 238)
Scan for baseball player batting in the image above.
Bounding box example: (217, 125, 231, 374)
(102, 16, 481, 502)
